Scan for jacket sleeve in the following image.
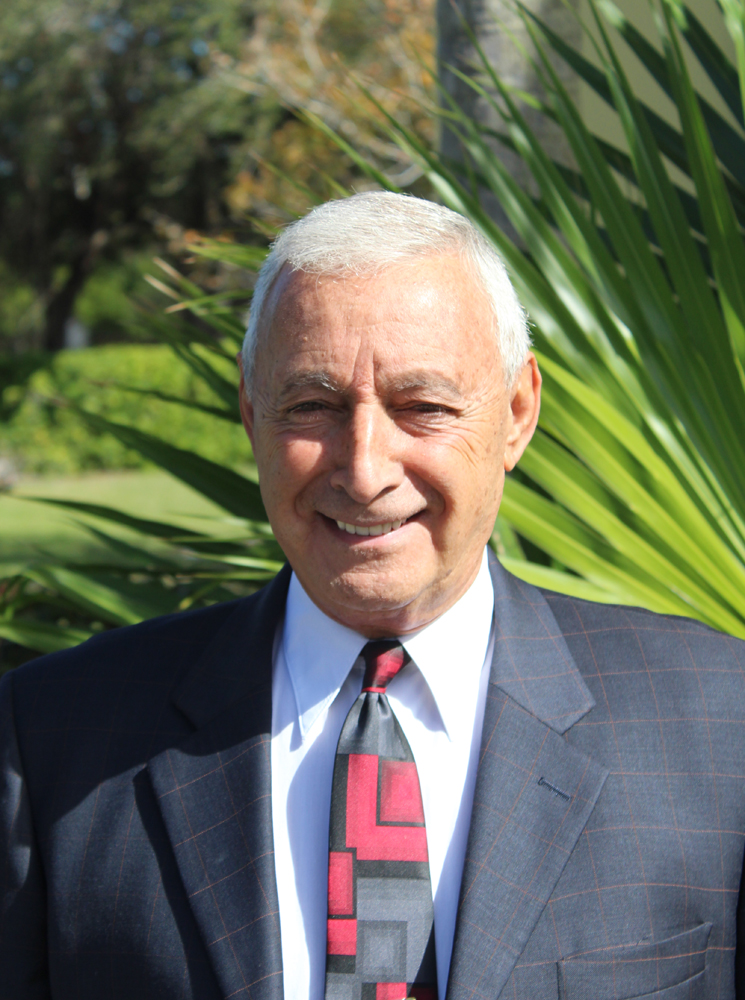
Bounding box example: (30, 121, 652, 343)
(0, 670, 50, 999)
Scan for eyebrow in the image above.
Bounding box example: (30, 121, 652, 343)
(277, 368, 464, 402)
(382, 371, 464, 400)
(277, 371, 344, 401)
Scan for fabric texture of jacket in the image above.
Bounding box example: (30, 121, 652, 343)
(2, 555, 745, 1000)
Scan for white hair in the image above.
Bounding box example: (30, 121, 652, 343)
(241, 191, 530, 387)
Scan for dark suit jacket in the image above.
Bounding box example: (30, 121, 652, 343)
(2, 557, 745, 1000)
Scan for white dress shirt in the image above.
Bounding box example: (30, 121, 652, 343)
(271, 549, 495, 1000)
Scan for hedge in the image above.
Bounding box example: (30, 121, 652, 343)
(0, 343, 251, 475)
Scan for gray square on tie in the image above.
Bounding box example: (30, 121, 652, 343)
(325, 973, 362, 1000)
(357, 920, 408, 981)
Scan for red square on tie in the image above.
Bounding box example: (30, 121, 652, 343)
(379, 760, 425, 825)
(328, 851, 354, 915)
(376, 984, 408, 1000)
(327, 918, 357, 955)
(346, 755, 428, 861)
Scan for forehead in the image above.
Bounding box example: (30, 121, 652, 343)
(256, 255, 497, 385)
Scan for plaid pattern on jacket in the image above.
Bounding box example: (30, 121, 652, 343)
(2, 555, 745, 1000)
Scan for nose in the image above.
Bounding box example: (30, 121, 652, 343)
(328, 402, 403, 504)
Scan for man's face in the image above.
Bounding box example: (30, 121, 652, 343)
(240, 255, 540, 637)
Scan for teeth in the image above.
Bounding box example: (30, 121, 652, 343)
(335, 519, 407, 536)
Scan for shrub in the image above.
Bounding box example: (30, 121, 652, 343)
(0, 342, 251, 475)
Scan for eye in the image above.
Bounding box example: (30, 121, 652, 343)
(289, 400, 328, 413)
(407, 403, 453, 415)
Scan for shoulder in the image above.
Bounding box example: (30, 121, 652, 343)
(0, 582, 285, 801)
(540, 589, 745, 713)
(543, 589, 745, 659)
(2, 587, 269, 724)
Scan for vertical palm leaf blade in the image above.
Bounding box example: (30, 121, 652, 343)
(680, 4, 743, 123)
(660, 0, 745, 370)
(523, 9, 745, 512)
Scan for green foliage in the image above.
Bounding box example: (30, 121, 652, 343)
(73, 255, 158, 342)
(0, 283, 278, 665)
(0, 262, 43, 346)
(0, 342, 251, 475)
(4, 0, 745, 665)
(0, 352, 48, 422)
(0, 0, 260, 349)
(342, 0, 745, 634)
(0, 0, 435, 354)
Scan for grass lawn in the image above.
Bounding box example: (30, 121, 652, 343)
(1, 469, 236, 565)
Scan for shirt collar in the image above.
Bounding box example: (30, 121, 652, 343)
(401, 550, 494, 740)
(281, 549, 495, 741)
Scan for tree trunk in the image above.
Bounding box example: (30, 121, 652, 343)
(437, 0, 581, 236)
(43, 255, 90, 352)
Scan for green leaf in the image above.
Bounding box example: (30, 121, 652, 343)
(188, 241, 269, 271)
(601, 5, 745, 189)
(85, 380, 242, 423)
(18, 497, 208, 542)
(499, 558, 625, 604)
(590, 3, 741, 395)
(522, 8, 745, 513)
(525, 3, 745, 225)
(681, 3, 743, 124)
(499, 478, 705, 619)
(294, 108, 402, 193)
(661, 1, 745, 371)
(0, 620, 94, 654)
(490, 515, 525, 560)
(22, 566, 151, 626)
(72, 407, 266, 522)
(519, 431, 745, 631)
(718, 0, 745, 117)
(536, 354, 745, 598)
(166, 342, 243, 411)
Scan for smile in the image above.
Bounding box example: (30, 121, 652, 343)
(335, 518, 407, 536)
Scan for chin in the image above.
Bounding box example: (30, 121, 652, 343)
(326, 568, 426, 616)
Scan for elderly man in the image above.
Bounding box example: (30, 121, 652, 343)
(2, 192, 745, 1000)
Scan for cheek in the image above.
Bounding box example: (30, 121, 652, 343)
(262, 436, 327, 504)
(424, 427, 502, 492)
(422, 434, 504, 534)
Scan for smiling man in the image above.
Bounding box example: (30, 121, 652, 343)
(3, 193, 745, 1000)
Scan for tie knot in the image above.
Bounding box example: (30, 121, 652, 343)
(361, 640, 409, 691)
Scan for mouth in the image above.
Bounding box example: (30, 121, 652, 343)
(320, 511, 424, 539)
(334, 517, 407, 537)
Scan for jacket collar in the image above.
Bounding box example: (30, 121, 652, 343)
(487, 550, 595, 732)
(172, 553, 594, 736)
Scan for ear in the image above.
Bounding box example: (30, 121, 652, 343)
(504, 352, 541, 472)
(236, 353, 256, 450)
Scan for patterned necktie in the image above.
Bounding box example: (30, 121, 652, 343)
(325, 640, 438, 1000)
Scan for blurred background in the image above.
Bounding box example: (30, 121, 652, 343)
(2, 0, 744, 670)
(0, 0, 436, 566)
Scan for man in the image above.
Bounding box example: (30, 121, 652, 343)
(1, 192, 744, 1000)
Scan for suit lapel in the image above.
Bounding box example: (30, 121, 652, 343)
(144, 556, 606, 1000)
(446, 558, 608, 1000)
(147, 566, 292, 1000)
